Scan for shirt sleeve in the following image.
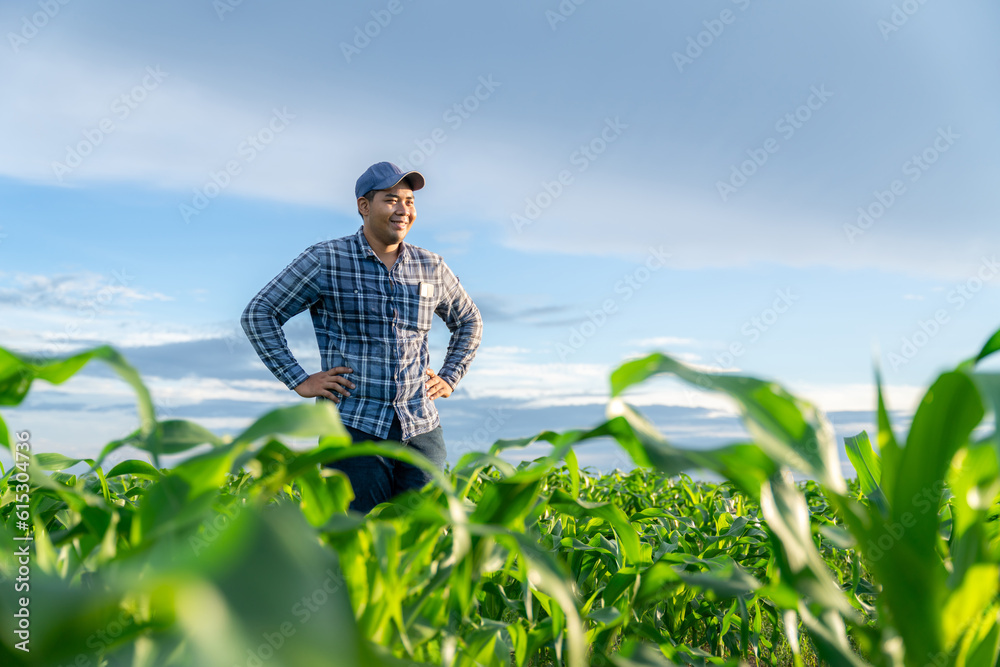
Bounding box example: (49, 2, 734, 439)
(241, 245, 324, 391)
(433, 261, 482, 390)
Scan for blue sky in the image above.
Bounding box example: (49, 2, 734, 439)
(1, 0, 998, 474)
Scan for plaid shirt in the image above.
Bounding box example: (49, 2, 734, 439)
(241, 224, 482, 441)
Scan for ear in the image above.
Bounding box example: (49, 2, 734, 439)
(357, 196, 369, 218)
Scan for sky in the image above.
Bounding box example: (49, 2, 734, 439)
(1, 0, 998, 476)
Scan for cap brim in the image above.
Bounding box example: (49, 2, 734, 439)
(392, 171, 425, 191)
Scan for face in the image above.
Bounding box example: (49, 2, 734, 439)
(358, 180, 416, 249)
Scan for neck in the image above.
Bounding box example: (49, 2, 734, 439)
(362, 226, 400, 258)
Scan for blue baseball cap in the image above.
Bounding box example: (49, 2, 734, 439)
(355, 161, 425, 199)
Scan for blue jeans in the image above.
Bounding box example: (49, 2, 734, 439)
(324, 411, 446, 514)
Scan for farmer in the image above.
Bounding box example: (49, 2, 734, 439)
(241, 161, 483, 513)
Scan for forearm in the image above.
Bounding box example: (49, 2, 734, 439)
(437, 303, 483, 389)
(241, 296, 309, 390)
(240, 244, 324, 391)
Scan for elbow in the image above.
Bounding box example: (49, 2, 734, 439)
(470, 306, 483, 335)
(462, 302, 482, 328)
(241, 297, 263, 336)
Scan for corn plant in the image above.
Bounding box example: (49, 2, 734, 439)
(0, 325, 997, 666)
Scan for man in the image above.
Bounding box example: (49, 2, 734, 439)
(241, 161, 483, 513)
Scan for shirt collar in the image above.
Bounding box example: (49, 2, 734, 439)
(355, 224, 408, 265)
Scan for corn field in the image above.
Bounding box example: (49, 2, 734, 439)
(1, 324, 999, 666)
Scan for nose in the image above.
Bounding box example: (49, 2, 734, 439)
(394, 200, 413, 219)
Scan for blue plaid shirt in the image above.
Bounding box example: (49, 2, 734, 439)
(241, 224, 483, 441)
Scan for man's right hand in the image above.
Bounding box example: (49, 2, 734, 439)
(293, 367, 355, 403)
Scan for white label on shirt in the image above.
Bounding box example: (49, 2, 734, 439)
(419, 282, 435, 298)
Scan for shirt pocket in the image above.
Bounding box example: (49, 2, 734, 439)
(398, 282, 434, 333)
(331, 285, 385, 336)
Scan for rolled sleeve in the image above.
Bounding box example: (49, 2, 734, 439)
(241, 246, 323, 391)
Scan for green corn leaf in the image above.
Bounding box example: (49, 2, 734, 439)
(565, 447, 581, 499)
(34, 452, 90, 471)
(870, 371, 986, 665)
(296, 466, 353, 527)
(549, 488, 643, 566)
(604, 398, 777, 498)
(0, 413, 10, 460)
(469, 477, 543, 528)
(1, 344, 156, 457)
(957, 602, 1000, 667)
(843, 430, 889, 515)
(609, 352, 845, 493)
(942, 564, 1000, 654)
(972, 325, 1000, 365)
(235, 401, 349, 446)
(94, 419, 226, 473)
(874, 363, 902, 503)
(106, 459, 162, 478)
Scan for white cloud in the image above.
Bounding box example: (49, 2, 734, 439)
(145, 377, 299, 407)
(0, 311, 237, 357)
(490, 170, 1000, 281)
(2, 42, 996, 282)
(783, 381, 926, 414)
(2, 335, 936, 465)
(33, 374, 297, 408)
(476, 345, 534, 356)
(0, 45, 382, 212)
(627, 336, 697, 348)
(457, 347, 921, 417)
(0, 271, 172, 310)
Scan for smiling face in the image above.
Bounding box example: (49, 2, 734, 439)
(358, 179, 416, 252)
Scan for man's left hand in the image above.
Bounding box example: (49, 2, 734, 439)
(425, 368, 453, 400)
